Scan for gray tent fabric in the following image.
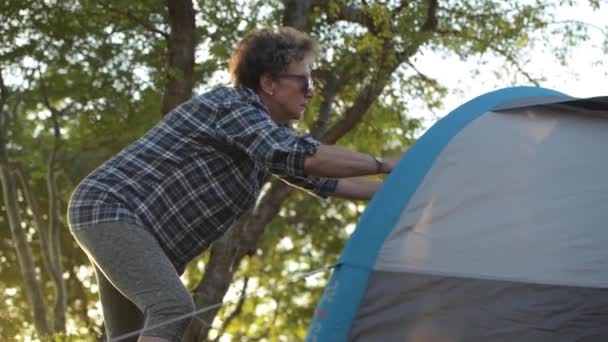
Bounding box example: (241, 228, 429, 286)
(349, 100, 608, 341)
(375, 107, 608, 287)
(350, 271, 608, 341)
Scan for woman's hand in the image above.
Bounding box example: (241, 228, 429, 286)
(379, 157, 399, 174)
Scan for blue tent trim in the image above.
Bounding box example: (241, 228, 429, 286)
(305, 86, 566, 342)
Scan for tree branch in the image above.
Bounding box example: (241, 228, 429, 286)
(0, 69, 9, 142)
(210, 277, 250, 342)
(322, 40, 402, 144)
(282, 0, 313, 30)
(437, 29, 540, 85)
(98, 1, 169, 39)
(314, 1, 375, 30)
(421, 0, 439, 32)
(14, 164, 57, 280)
(550, 19, 607, 35)
(335, 4, 374, 29)
(0, 69, 7, 110)
(161, 0, 196, 115)
(405, 59, 441, 87)
(393, 1, 409, 15)
(310, 71, 338, 138)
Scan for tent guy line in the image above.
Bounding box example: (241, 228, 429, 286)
(108, 263, 340, 342)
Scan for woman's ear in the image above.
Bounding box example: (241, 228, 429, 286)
(259, 73, 275, 96)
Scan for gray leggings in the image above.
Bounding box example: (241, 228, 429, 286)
(71, 222, 194, 342)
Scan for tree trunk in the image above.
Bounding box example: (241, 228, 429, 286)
(15, 165, 56, 283)
(185, 181, 294, 341)
(47, 112, 67, 332)
(0, 74, 51, 337)
(15, 164, 67, 332)
(0, 162, 51, 337)
(161, 0, 196, 115)
(282, 0, 313, 30)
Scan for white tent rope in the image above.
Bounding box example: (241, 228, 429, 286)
(109, 262, 340, 342)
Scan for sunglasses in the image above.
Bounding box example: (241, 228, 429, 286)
(277, 73, 314, 94)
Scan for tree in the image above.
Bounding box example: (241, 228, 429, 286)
(0, 0, 179, 338)
(0, 0, 605, 340)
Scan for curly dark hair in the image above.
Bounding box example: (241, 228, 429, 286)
(229, 27, 318, 91)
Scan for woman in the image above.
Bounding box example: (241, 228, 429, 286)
(68, 27, 398, 342)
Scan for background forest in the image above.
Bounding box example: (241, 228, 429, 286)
(1, 0, 606, 341)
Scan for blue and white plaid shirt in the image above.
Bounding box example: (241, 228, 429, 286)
(68, 85, 337, 271)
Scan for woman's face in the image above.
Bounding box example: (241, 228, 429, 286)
(266, 59, 314, 123)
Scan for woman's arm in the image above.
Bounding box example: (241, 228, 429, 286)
(304, 144, 398, 178)
(331, 177, 384, 201)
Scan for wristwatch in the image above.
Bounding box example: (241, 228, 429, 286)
(373, 155, 384, 173)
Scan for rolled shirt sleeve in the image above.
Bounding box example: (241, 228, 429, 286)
(215, 100, 319, 178)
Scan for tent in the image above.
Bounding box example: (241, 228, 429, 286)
(306, 87, 608, 341)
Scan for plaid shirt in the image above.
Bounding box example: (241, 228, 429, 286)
(68, 85, 337, 272)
